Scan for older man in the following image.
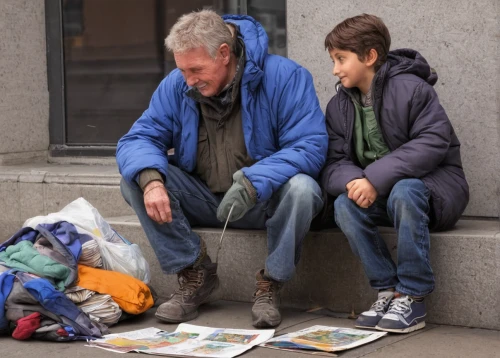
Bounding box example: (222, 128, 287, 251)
(117, 10, 327, 328)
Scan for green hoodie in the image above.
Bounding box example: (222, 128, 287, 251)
(352, 96, 390, 168)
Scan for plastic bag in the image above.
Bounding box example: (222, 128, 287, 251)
(23, 198, 150, 283)
(97, 230, 151, 284)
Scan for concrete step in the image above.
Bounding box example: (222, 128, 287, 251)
(0, 163, 133, 241)
(0, 163, 498, 331)
(107, 216, 500, 331)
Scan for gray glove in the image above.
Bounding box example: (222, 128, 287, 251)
(217, 170, 257, 222)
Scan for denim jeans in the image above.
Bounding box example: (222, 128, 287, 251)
(334, 179, 434, 297)
(121, 164, 323, 282)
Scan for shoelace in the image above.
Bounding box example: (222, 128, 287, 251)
(387, 296, 413, 315)
(254, 280, 273, 302)
(174, 268, 203, 297)
(370, 295, 391, 312)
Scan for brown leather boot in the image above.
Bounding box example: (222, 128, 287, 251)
(251, 269, 283, 328)
(155, 242, 218, 323)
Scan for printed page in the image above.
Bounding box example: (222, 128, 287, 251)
(88, 324, 274, 357)
(262, 325, 387, 352)
(87, 327, 167, 353)
(144, 324, 275, 357)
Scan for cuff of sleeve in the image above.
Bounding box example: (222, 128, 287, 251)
(139, 169, 164, 191)
(242, 175, 257, 204)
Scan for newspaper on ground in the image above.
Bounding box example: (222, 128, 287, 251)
(260, 325, 387, 354)
(87, 324, 275, 357)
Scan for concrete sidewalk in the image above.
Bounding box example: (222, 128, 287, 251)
(1, 300, 499, 358)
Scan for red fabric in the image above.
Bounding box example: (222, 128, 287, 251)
(56, 328, 69, 337)
(12, 312, 41, 340)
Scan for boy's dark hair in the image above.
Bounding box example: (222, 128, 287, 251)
(324, 14, 391, 71)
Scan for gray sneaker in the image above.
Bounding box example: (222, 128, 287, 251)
(355, 290, 395, 329)
(251, 269, 282, 328)
(155, 255, 219, 323)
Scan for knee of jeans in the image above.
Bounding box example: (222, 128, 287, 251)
(283, 174, 321, 203)
(388, 179, 428, 207)
(333, 193, 354, 225)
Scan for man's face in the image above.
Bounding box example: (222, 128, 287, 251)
(329, 48, 374, 92)
(174, 45, 230, 97)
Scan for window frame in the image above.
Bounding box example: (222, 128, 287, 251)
(45, 0, 286, 157)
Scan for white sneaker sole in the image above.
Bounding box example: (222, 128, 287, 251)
(375, 321, 426, 333)
(354, 324, 379, 330)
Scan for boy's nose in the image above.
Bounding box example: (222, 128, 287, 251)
(332, 66, 340, 76)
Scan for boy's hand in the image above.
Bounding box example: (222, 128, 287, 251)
(346, 178, 378, 208)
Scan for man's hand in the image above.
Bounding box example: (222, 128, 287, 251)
(143, 180, 172, 224)
(217, 171, 256, 222)
(346, 178, 378, 208)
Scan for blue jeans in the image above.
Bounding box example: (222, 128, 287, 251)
(121, 165, 323, 282)
(334, 179, 434, 297)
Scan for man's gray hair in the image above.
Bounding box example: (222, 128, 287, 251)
(165, 9, 234, 58)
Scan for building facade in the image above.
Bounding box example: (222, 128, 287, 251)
(0, 0, 499, 219)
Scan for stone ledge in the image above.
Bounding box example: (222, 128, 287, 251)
(0, 163, 131, 221)
(0, 151, 48, 166)
(0, 163, 121, 185)
(107, 217, 500, 330)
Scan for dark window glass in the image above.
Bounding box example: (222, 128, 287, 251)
(248, 0, 286, 57)
(62, 0, 286, 145)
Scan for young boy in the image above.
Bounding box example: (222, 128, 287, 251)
(321, 14, 469, 333)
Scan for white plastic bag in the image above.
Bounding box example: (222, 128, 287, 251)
(97, 229, 151, 284)
(23, 197, 151, 283)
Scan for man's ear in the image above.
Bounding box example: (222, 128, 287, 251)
(219, 43, 231, 65)
(365, 48, 378, 67)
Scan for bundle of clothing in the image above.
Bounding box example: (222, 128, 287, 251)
(0, 202, 154, 342)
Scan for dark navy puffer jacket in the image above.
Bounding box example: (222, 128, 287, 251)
(321, 49, 469, 231)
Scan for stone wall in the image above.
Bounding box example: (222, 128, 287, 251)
(1, 1, 499, 218)
(0, 0, 49, 164)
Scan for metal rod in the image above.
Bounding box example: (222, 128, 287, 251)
(215, 203, 235, 263)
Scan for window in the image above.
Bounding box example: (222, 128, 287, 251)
(47, 0, 286, 155)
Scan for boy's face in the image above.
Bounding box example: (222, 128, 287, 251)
(329, 49, 375, 94)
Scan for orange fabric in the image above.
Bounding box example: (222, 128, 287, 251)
(77, 265, 154, 315)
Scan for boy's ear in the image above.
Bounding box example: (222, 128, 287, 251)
(365, 48, 378, 67)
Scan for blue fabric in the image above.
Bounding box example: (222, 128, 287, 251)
(321, 49, 469, 231)
(121, 164, 323, 280)
(116, 15, 327, 202)
(334, 179, 434, 297)
(36, 222, 83, 262)
(0, 270, 15, 330)
(0, 228, 37, 253)
(1, 221, 84, 269)
(3, 221, 85, 288)
(23, 276, 102, 338)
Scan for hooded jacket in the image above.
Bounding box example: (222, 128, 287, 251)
(321, 49, 469, 231)
(0, 222, 89, 289)
(116, 15, 327, 202)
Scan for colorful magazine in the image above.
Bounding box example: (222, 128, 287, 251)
(87, 324, 274, 357)
(261, 325, 387, 353)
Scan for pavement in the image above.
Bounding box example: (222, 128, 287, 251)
(1, 300, 499, 358)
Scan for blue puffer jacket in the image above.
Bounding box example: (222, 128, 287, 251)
(116, 15, 327, 202)
(321, 49, 469, 231)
